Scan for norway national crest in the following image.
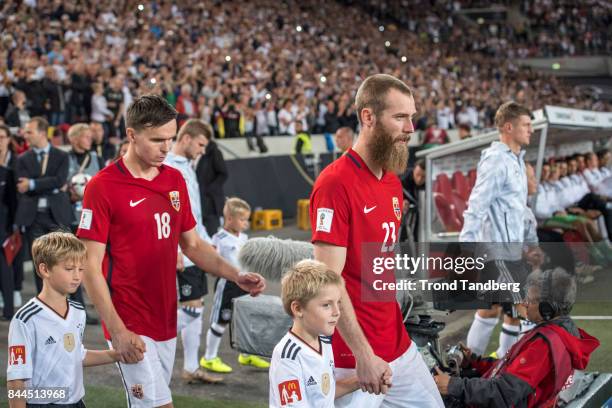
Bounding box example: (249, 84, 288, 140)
(169, 191, 180, 212)
(392, 197, 401, 221)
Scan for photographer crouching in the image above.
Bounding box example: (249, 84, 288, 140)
(434, 268, 600, 407)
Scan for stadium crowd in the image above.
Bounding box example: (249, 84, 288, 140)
(0, 0, 610, 148)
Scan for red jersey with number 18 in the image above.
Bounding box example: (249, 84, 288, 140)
(310, 149, 410, 368)
(77, 158, 196, 341)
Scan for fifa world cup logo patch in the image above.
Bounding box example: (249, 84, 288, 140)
(169, 191, 180, 212)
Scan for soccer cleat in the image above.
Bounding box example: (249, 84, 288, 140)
(238, 353, 271, 369)
(200, 357, 233, 373)
(182, 369, 223, 384)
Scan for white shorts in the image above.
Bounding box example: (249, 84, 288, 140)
(108, 336, 176, 407)
(334, 342, 444, 408)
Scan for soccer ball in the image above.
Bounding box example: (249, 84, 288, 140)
(70, 173, 92, 198)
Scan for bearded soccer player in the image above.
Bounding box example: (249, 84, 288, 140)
(77, 95, 265, 408)
(310, 74, 443, 407)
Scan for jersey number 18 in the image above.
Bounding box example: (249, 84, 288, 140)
(154, 212, 171, 239)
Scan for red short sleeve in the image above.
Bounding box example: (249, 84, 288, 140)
(310, 175, 350, 247)
(77, 177, 111, 244)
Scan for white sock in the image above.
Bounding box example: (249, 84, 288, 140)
(177, 306, 201, 332)
(180, 307, 203, 373)
(496, 323, 520, 358)
(204, 322, 226, 361)
(466, 313, 498, 356)
(519, 320, 537, 340)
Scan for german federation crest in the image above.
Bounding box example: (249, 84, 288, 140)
(169, 191, 180, 212)
(392, 197, 401, 220)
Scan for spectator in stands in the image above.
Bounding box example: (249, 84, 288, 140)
(422, 121, 449, 148)
(176, 83, 199, 123)
(67, 62, 92, 123)
(4, 91, 30, 129)
(89, 121, 116, 166)
(41, 66, 66, 126)
(334, 127, 355, 153)
(323, 99, 340, 134)
(105, 76, 125, 138)
(221, 103, 243, 139)
(115, 140, 129, 160)
(458, 123, 472, 140)
(90, 82, 113, 135)
(196, 128, 228, 236)
(265, 101, 279, 136)
(278, 99, 295, 136)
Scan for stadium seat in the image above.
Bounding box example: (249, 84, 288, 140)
(452, 171, 470, 201)
(434, 173, 452, 197)
(450, 192, 467, 225)
(434, 193, 462, 232)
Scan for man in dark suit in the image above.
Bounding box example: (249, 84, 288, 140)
(0, 124, 17, 318)
(195, 130, 228, 236)
(15, 117, 73, 292)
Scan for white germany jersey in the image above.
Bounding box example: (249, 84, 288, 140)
(269, 331, 335, 408)
(7, 297, 87, 403)
(212, 229, 248, 268)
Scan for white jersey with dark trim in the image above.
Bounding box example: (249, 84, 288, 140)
(7, 297, 87, 403)
(211, 229, 247, 268)
(269, 330, 335, 407)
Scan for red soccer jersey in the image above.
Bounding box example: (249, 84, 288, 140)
(310, 149, 410, 368)
(77, 159, 196, 341)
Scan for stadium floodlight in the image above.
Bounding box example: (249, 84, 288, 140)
(320, 75, 327, 83)
(552, 63, 561, 70)
(150, 78, 156, 84)
(401, 56, 407, 63)
(379, 25, 385, 32)
(385, 41, 391, 47)
(265, 93, 272, 100)
(225, 55, 231, 62)
(137, 4, 144, 11)
(296, 25, 302, 32)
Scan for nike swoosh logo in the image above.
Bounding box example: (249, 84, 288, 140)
(129, 198, 146, 207)
(363, 205, 376, 214)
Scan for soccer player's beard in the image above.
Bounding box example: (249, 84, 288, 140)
(369, 121, 409, 175)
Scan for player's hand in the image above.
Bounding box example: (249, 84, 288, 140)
(355, 352, 392, 395)
(524, 246, 544, 269)
(433, 366, 450, 395)
(112, 329, 146, 364)
(236, 272, 266, 296)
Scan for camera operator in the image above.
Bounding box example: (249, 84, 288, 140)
(434, 268, 599, 407)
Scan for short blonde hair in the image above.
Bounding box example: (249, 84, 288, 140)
(281, 260, 343, 316)
(32, 232, 87, 277)
(224, 197, 251, 217)
(178, 119, 213, 142)
(494, 101, 531, 129)
(67, 123, 90, 141)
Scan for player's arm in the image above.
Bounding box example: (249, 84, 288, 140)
(80, 239, 145, 363)
(83, 349, 120, 367)
(7, 379, 26, 408)
(460, 156, 502, 242)
(180, 228, 265, 296)
(335, 376, 360, 399)
(314, 242, 391, 395)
